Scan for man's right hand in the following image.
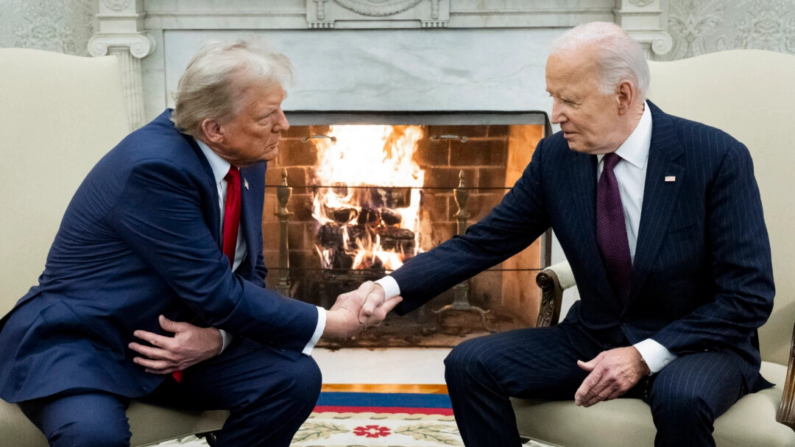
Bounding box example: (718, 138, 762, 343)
(323, 281, 402, 339)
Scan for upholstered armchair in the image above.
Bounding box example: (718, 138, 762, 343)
(0, 49, 227, 447)
(512, 49, 795, 446)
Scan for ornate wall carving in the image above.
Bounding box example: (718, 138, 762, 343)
(666, 0, 795, 60)
(0, 0, 94, 56)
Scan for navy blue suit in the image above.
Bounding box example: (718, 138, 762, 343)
(0, 111, 321, 446)
(391, 102, 775, 446)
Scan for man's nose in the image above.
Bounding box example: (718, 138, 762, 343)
(550, 101, 566, 124)
(275, 110, 289, 132)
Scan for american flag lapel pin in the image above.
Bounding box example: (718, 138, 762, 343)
(665, 176, 676, 182)
(244, 178, 250, 190)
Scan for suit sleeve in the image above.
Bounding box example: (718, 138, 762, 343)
(392, 139, 551, 314)
(652, 143, 775, 353)
(110, 159, 318, 359)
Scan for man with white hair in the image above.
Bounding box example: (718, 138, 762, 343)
(354, 22, 774, 446)
(0, 41, 398, 446)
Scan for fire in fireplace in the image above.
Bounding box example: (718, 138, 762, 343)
(262, 112, 550, 348)
(311, 125, 425, 276)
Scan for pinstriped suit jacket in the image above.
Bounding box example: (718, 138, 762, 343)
(392, 101, 775, 389)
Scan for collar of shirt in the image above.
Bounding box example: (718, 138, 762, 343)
(195, 138, 231, 185)
(597, 101, 653, 169)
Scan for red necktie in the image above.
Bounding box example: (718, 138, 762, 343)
(222, 166, 242, 266)
(173, 166, 241, 384)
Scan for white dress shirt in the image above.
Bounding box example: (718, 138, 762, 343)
(196, 140, 325, 356)
(376, 102, 677, 374)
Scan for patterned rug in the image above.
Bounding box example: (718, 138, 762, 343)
(291, 392, 462, 446)
(156, 392, 552, 446)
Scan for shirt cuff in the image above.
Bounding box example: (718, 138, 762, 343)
(302, 306, 326, 356)
(375, 276, 401, 300)
(634, 339, 678, 374)
(218, 329, 233, 354)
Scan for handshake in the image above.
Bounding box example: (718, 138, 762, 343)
(321, 281, 403, 340)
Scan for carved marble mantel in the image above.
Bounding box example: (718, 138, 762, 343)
(90, 0, 673, 128)
(88, 0, 155, 131)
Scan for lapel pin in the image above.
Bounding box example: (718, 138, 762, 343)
(244, 178, 249, 190)
(665, 176, 676, 182)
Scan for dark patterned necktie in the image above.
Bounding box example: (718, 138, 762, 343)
(596, 153, 632, 304)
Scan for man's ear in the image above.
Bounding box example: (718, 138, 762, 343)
(616, 81, 635, 115)
(200, 119, 225, 145)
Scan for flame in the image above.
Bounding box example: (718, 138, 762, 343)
(311, 125, 425, 272)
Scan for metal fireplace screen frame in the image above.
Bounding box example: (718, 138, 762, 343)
(267, 110, 552, 332)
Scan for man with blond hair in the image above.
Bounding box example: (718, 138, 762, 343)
(355, 22, 774, 446)
(0, 41, 398, 446)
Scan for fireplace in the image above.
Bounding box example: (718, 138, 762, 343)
(261, 112, 550, 347)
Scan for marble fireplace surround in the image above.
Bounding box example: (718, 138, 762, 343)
(88, 0, 673, 128)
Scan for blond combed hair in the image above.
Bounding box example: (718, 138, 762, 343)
(171, 40, 294, 138)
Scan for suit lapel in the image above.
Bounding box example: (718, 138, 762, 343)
(181, 128, 222, 248)
(239, 167, 258, 272)
(628, 103, 686, 307)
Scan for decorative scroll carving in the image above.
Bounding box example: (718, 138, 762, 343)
(535, 270, 563, 328)
(776, 322, 795, 429)
(629, 0, 654, 6)
(651, 32, 674, 55)
(103, 0, 132, 11)
(88, 33, 155, 59)
(333, 0, 423, 17)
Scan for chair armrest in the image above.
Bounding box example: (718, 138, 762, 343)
(535, 262, 575, 328)
(776, 322, 795, 429)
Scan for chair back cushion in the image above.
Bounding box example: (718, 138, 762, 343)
(648, 50, 795, 365)
(0, 49, 128, 316)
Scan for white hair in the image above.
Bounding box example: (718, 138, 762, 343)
(171, 40, 294, 138)
(550, 22, 649, 101)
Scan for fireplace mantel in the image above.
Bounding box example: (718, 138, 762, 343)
(91, 0, 672, 127)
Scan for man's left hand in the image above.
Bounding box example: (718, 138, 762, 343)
(574, 346, 650, 407)
(129, 315, 223, 375)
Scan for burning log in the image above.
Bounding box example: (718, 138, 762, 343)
(326, 206, 358, 224)
(357, 207, 379, 226)
(376, 226, 415, 254)
(380, 208, 402, 226)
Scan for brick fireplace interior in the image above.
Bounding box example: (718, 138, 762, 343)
(261, 113, 548, 348)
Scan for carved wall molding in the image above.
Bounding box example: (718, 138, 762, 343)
(307, 0, 449, 28)
(143, 0, 619, 30)
(333, 0, 423, 17)
(90, 0, 153, 130)
(103, 0, 132, 11)
(615, 0, 672, 59)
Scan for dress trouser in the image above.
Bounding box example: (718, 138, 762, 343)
(444, 322, 749, 447)
(19, 337, 321, 447)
